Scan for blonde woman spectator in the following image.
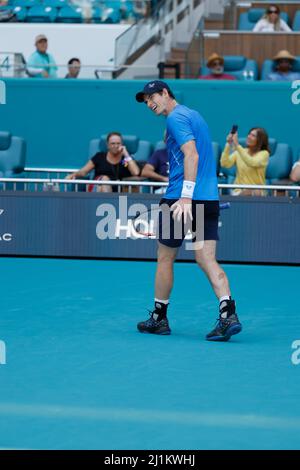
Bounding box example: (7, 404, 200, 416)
(253, 5, 291, 32)
(221, 128, 270, 196)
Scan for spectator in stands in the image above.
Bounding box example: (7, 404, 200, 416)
(253, 5, 291, 32)
(66, 132, 140, 192)
(267, 50, 300, 81)
(27, 35, 58, 78)
(289, 160, 300, 182)
(220, 127, 270, 196)
(132, 1, 149, 19)
(199, 53, 237, 81)
(141, 143, 169, 193)
(141, 147, 169, 182)
(65, 58, 81, 79)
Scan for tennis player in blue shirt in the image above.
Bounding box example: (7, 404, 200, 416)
(135, 80, 242, 341)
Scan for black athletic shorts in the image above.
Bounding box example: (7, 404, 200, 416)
(158, 199, 220, 248)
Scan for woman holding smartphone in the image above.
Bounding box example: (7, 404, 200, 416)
(220, 127, 270, 196)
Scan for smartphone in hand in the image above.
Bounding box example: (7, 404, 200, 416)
(231, 125, 238, 134)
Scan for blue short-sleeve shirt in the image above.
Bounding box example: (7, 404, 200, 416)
(165, 104, 219, 200)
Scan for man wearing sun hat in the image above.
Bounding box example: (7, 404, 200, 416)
(27, 34, 58, 78)
(199, 52, 236, 80)
(267, 50, 300, 81)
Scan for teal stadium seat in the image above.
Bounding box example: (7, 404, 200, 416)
(26, 5, 57, 22)
(12, 0, 41, 21)
(154, 140, 166, 151)
(43, 0, 67, 8)
(13, 5, 27, 21)
(133, 140, 153, 163)
(261, 56, 300, 80)
(200, 55, 258, 80)
(292, 11, 300, 31)
(238, 8, 289, 31)
(118, 0, 138, 21)
(12, 0, 40, 7)
(56, 5, 83, 23)
(219, 138, 293, 185)
(100, 2, 121, 23)
(91, 6, 103, 23)
(265, 143, 293, 184)
(0, 131, 26, 189)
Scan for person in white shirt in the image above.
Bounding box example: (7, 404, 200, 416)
(253, 5, 291, 32)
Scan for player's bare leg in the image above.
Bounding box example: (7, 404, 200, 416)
(137, 243, 176, 335)
(155, 242, 177, 299)
(195, 240, 242, 341)
(194, 240, 230, 298)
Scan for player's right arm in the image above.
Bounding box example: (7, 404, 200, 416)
(66, 160, 95, 180)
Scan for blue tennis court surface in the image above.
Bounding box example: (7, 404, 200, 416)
(0, 258, 299, 450)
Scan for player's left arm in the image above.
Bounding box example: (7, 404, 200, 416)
(171, 139, 199, 223)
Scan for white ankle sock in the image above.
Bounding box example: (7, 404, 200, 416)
(219, 295, 231, 303)
(155, 298, 169, 305)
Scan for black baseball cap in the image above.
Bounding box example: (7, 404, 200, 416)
(135, 80, 172, 103)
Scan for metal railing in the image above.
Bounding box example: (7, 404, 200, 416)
(1, 173, 300, 197)
(24, 167, 80, 178)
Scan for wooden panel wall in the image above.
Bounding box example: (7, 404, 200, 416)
(186, 32, 300, 77)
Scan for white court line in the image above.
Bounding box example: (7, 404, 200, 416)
(0, 447, 28, 450)
(0, 403, 299, 431)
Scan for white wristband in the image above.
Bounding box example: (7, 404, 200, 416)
(181, 180, 195, 199)
(123, 155, 133, 163)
